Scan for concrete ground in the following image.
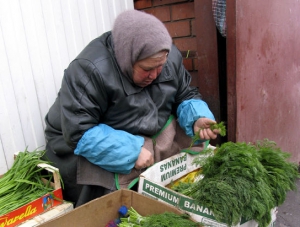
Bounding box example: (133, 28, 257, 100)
(275, 178, 300, 227)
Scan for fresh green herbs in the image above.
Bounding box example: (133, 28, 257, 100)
(190, 121, 226, 149)
(209, 121, 226, 136)
(170, 179, 194, 193)
(174, 139, 299, 227)
(0, 148, 57, 216)
(118, 207, 201, 227)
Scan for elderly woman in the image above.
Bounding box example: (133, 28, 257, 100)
(44, 9, 219, 206)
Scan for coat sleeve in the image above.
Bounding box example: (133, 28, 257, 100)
(59, 58, 144, 173)
(59, 58, 109, 149)
(74, 124, 144, 174)
(170, 44, 202, 107)
(169, 45, 215, 138)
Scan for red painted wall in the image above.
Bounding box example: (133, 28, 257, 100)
(234, 0, 300, 162)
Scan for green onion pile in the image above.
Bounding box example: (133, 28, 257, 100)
(0, 148, 57, 216)
(118, 207, 201, 227)
(173, 139, 299, 227)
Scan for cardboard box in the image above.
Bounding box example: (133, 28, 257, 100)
(0, 164, 64, 227)
(16, 202, 73, 227)
(39, 189, 198, 227)
(138, 148, 277, 227)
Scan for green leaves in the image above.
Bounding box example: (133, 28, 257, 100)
(210, 121, 226, 136)
(119, 207, 201, 227)
(175, 139, 299, 227)
(0, 148, 57, 215)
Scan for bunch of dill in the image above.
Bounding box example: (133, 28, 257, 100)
(176, 139, 299, 227)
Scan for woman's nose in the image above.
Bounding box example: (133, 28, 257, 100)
(148, 68, 159, 79)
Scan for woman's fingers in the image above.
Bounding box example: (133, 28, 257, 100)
(199, 128, 218, 140)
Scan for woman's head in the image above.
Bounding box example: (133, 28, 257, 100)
(112, 10, 172, 85)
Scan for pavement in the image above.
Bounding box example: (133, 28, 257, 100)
(275, 178, 300, 227)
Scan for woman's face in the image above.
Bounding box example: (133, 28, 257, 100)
(132, 51, 168, 87)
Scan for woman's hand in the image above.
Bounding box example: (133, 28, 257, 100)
(134, 147, 154, 170)
(193, 118, 220, 140)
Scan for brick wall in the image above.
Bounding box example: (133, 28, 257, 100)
(134, 0, 198, 81)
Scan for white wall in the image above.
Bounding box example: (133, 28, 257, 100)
(0, 0, 134, 174)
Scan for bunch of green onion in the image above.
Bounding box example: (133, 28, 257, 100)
(118, 207, 201, 227)
(119, 207, 145, 226)
(0, 149, 57, 216)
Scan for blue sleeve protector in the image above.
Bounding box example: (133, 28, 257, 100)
(177, 99, 215, 138)
(74, 124, 144, 174)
